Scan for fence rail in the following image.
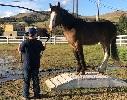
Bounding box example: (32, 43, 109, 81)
(0, 35, 127, 46)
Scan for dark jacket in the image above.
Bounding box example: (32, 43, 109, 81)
(20, 39, 45, 68)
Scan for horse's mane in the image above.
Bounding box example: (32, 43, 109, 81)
(59, 7, 86, 28)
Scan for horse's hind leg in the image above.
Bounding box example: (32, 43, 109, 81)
(98, 43, 110, 74)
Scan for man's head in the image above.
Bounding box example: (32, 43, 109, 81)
(27, 28, 37, 37)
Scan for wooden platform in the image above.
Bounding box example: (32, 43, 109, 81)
(45, 72, 127, 91)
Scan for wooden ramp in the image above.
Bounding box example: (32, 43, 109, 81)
(45, 72, 127, 91)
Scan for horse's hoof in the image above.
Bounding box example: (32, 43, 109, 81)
(98, 71, 105, 75)
(75, 72, 80, 75)
(80, 71, 85, 75)
(97, 68, 105, 74)
(80, 68, 88, 75)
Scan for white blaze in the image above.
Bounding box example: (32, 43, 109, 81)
(49, 11, 56, 31)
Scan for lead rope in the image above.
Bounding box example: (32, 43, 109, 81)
(0, 3, 47, 14)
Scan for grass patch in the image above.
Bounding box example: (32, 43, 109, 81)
(0, 44, 127, 99)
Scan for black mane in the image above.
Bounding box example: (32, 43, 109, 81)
(58, 7, 85, 28)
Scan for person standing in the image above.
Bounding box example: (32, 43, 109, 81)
(18, 28, 46, 99)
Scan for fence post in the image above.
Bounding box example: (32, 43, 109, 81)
(54, 36, 56, 45)
(7, 36, 9, 44)
(120, 36, 122, 46)
(37, 36, 40, 40)
(23, 36, 25, 41)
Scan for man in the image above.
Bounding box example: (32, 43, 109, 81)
(18, 28, 46, 99)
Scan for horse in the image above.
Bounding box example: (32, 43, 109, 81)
(49, 2, 119, 75)
(36, 27, 50, 41)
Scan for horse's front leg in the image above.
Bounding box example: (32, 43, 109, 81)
(77, 48, 87, 75)
(98, 45, 110, 74)
(73, 49, 82, 75)
(73, 47, 87, 75)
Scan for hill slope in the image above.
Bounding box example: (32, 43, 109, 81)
(81, 10, 127, 22)
(100, 10, 127, 22)
(1, 10, 127, 23)
(11, 11, 50, 21)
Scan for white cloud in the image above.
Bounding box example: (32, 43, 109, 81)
(5, 11, 13, 17)
(0, 11, 14, 18)
(0, 0, 71, 17)
(54, 0, 71, 6)
(45, 8, 51, 11)
(62, 0, 70, 5)
(10, 1, 40, 11)
(0, 0, 41, 17)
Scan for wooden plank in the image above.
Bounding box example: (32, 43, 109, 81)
(79, 74, 109, 79)
(60, 73, 73, 82)
(56, 75, 67, 84)
(85, 71, 99, 75)
(45, 79, 56, 89)
(68, 73, 78, 79)
(45, 72, 127, 91)
(50, 76, 62, 87)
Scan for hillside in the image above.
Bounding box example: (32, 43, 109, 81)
(100, 10, 127, 22)
(0, 11, 50, 24)
(1, 10, 127, 24)
(12, 11, 49, 18)
(11, 11, 50, 21)
(81, 10, 127, 22)
(12, 10, 127, 22)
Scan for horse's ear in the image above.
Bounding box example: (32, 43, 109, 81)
(49, 3, 52, 8)
(58, 2, 60, 7)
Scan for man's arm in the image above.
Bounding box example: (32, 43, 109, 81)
(43, 42, 46, 50)
(18, 41, 25, 53)
(39, 41, 46, 58)
(18, 41, 26, 63)
(18, 43, 23, 63)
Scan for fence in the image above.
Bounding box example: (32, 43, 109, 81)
(116, 35, 127, 46)
(0, 35, 127, 46)
(0, 36, 68, 45)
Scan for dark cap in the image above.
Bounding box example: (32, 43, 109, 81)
(28, 28, 37, 36)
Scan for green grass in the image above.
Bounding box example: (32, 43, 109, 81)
(0, 44, 127, 99)
(0, 43, 127, 78)
(1, 44, 127, 68)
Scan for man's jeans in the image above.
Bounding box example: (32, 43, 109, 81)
(23, 67, 40, 97)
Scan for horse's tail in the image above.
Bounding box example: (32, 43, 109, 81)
(111, 36, 119, 61)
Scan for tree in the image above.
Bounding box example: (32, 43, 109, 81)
(0, 27, 4, 36)
(117, 14, 127, 35)
(23, 16, 35, 26)
(37, 28, 49, 37)
(51, 26, 63, 36)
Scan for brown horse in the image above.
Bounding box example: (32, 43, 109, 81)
(49, 2, 119, 75)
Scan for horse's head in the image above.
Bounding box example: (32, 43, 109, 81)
(49, 2, 61, 31)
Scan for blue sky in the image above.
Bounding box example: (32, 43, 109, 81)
(0, 0, 127, 17)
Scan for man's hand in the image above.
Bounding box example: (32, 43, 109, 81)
(43, 42, 46, 48)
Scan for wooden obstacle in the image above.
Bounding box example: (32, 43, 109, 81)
(45, 72, 127, 91)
